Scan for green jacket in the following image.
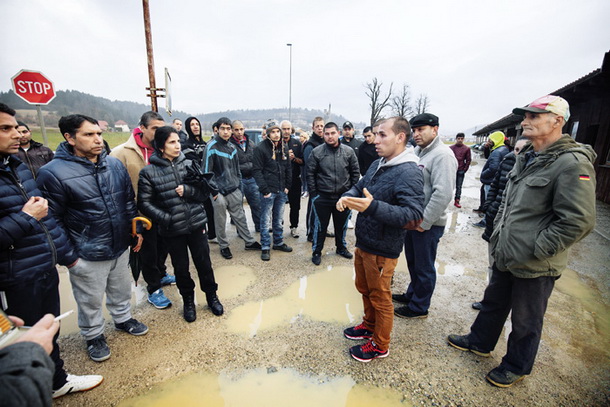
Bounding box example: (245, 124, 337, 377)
(490, 135, 596, 278)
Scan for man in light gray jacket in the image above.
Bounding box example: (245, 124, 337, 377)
(393, 113, 457, 319)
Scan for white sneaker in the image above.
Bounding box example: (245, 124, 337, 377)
(52, 374, 104, 399)
(290, 227, 299, 238)
(208, 237, 218, 244)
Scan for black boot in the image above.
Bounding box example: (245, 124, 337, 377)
(206, 292, 224, 316)
(183, 294, 196, 323)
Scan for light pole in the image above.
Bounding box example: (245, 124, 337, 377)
(287, 43, 292, 122)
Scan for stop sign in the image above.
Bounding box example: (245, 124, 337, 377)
(11, 70, 56, 105)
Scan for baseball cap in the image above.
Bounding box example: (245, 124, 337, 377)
(512, 95, 570, 122)
(342, 121, 354, 129)
(409, 113, 439, 128)
(266, 119, 280, 134)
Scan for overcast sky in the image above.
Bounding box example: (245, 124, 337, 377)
(2, 0, 609, 135)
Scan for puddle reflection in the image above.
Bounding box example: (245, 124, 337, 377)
(226, 266, 363, 337)
(118, 367, 409, 407)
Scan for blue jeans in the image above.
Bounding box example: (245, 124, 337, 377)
(259, 191, 287, 250)
(403, 225, 445, 313)
(241, 177, 261, 232)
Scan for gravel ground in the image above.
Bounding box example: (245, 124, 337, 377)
(53, 158, 610, 406)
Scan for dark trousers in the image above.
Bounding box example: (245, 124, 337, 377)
(140, 223, 169, 294)
(403, 225, 445, 313)
(287, 178, 302, 228)
(165, 230, 218, 298)
(311, 195, 350, 254)
(455, 170, 466, 200)
(3, 269, 67, 390)
(468, 265, 556, 375)
(203, 198, 216, 239)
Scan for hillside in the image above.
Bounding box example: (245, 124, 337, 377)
(0, 90, 362, 132)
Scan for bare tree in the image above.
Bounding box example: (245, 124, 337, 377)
(391, 84, 414, 118)
(365, 77, 393, 126)
(414, 93, 430, 115)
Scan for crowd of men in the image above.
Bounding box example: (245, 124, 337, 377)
(0, 93, 597, 404)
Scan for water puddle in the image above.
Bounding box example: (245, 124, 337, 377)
(226, 266, 363, 337)
(58, 265, 257, 336)
(445, 211, 473, 233)
(195, 265, 256, 305)
(118, 367, 409, 407)
(555, 267, 610, 351)
(435, 260, 486, 281)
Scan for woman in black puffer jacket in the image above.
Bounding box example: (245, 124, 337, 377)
(138, 126, 223, 322)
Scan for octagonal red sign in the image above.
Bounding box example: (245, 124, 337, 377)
(11, 70, 56, 105)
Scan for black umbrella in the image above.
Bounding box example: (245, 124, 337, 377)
(130, 216, 152, 284)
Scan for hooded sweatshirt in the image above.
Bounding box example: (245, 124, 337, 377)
(181, 117, 207, 163)
(342, 147, 424, 258)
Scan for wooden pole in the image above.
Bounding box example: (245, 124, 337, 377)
(142, 0, 157, 112)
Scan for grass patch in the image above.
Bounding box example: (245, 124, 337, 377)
(30, 129, 131, 151)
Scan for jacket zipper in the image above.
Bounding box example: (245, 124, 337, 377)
(13, 171, 58, 266)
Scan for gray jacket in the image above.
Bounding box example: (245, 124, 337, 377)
(414, 135, 457, 229)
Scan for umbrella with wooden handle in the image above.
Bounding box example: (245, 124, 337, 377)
(130, 216, 152, 284)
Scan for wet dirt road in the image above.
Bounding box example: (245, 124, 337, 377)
(54, 155, 610, 406)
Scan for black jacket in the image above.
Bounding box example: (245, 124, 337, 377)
(16, 141, 54, 179)
(358, 142, 378, 175)
(181, 117, 207, 164)
(482, 152, 516, 242)
(203, 135, 241, 195)
(0, 155, 76, 288)
(306, 143, 360, 199)
(252, 138, 292, 195)
(37, 142, 137, 261)
(229, 134, 256, 179)
(138, 153, 209, 237)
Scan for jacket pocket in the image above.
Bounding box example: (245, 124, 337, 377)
(525, 177, 550, 188)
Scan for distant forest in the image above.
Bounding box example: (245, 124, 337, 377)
(0, 89, 362, 132)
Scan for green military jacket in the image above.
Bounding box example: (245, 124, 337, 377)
(491, 135, 596, 278)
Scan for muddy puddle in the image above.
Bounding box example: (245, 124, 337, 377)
(226, 265, 362, 337)
(117, 367, 409, 407)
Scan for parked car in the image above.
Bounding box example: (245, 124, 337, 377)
(244, 129, 263, 145)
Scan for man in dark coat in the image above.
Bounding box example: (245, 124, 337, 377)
(37, 114, 148, 364)
(339, 116, 424, 362)
(15, 121, 53, 179)
(0, 103, 102, 399)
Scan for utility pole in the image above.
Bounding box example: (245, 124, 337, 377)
(142, 0, 158, 112)
(287, 43, 292, 122)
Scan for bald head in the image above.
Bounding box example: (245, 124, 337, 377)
(281, 120, 293, 139)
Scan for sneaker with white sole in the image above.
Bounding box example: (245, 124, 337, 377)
(114, 318, 148, 336)
(52, 374, 104, 399)
(159, 274, 176, 285)
(349, 340, 389, 362)
(344, 323, 373, 340)
(86, 334, 110, 362)
(148, 288, 172, 309)
(290, 227, 299, 238)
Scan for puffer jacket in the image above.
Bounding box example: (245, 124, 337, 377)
(482, 152, 517, 242)
(229, 134, 256, 179)
(480, 145, 509, 185)
(204, 135, 241, 195)
(0, 156, 76, 287)
(138, 153, 209, 237)
(306, 143, 360, 199)
(252, 138, 292, 195)
(490, 135, 596, 278)
(343, 149, 424, 259)
(36, 142, 137, 261)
